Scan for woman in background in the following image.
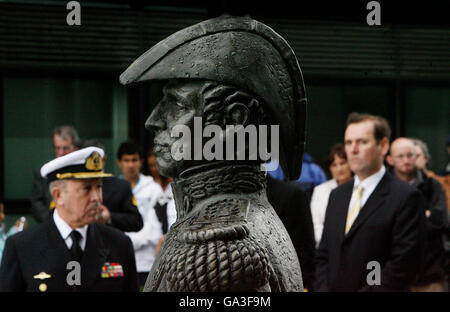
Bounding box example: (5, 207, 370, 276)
(310, 143, 353, 248)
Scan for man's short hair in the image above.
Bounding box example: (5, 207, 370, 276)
(53, 125, 81, 148)
(346, 112, 391, 142)
(117, 141, 143, 160)
(411, 138, 430, 161)
(48, 179, 66, 198)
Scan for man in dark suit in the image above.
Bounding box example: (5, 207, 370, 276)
(315, 112, 426, 292)
(100, 177, 143, 232)
(31, 125, 80, 223)
(267, 175, 316, 291)
(387, 137, 448, 291)
(0, 147, 138, 291)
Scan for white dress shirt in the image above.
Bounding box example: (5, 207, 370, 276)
(53, 208, 88, 251)
(158, 183, 177, 229)
(348, 165, 386, 217)
(310, 179, 338, 248)
(125, 174, 163, 273)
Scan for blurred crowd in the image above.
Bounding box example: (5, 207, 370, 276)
(0, 113, 449, 292)
(268, 113, 450, 292)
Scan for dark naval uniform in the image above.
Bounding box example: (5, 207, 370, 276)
(2, 146, 138, 292)
(0, 212, 138, 292)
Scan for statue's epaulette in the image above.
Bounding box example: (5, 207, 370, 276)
(156, 198, 280, 291)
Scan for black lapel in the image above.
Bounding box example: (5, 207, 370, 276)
(38, 213, 73, 289)
(45, 212, 73, 261)
(344, 172, 391, 240)
(81, 224, 110, 290)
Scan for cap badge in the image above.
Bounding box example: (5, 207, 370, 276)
(85, 152, 103, 171)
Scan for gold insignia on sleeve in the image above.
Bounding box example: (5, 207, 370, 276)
(33, 272, 52, 280)
(132, 196, 138, 207)
(85, 152, 103, 171)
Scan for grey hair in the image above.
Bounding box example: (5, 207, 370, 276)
(411, 138, 430, 162)
(53, 125, 81, 148)
(48, 180, 66, 199)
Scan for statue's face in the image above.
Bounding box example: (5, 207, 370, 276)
(146, 80, 204, 178)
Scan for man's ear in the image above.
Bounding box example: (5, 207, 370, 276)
(380, 137, 390, 157)
(52, 184, 63, 208)
(225, 103, 249, 126)
(386, 154, 394, 166)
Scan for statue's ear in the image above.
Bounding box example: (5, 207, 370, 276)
(225, 103, 249, 126)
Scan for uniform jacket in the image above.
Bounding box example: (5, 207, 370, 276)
(315, 171, 426, 292)
(0, 213, 138, 292)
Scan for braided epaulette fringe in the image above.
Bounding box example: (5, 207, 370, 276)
(162, 224, 279, 291)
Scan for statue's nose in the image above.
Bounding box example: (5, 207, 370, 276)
(145, 103, 165, 131)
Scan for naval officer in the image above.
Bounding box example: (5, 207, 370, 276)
(0, 147, 138, 291)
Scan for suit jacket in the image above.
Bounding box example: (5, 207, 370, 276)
(411, 170, 448, 284)
(102, 177, 143, 232)
(30, 173, 143, 232)
(30, 167, 52, 223)
(267, 175, 316, 291)
(315, 171, 426, 292)
(0, 213, 138, 292)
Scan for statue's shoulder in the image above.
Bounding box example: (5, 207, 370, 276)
(153, 197, 281, 291)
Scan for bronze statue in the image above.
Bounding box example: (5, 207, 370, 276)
(120, 15, 307, 292)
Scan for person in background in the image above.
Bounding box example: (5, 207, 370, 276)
(0, 202, 28, 265)
(315, 112, 426, 292)
(83, 139, 143, 232)
(0, 147, 138, 291)
(412, 138, 450, 215)
(310, 143, 353, 248)
(443, 135, 450, 176)
(146, 149, 176, 234)
(296, 153, 327, 199)
(117, 142, 163, 289)
(267, 153, 327, 200)
(31, 125, 81, 223)
(387, 137, 448, 292)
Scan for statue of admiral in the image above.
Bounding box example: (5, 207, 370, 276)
(120, 16, 307, 292)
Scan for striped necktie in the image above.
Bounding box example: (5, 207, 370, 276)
(345, 185, 364, 234)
